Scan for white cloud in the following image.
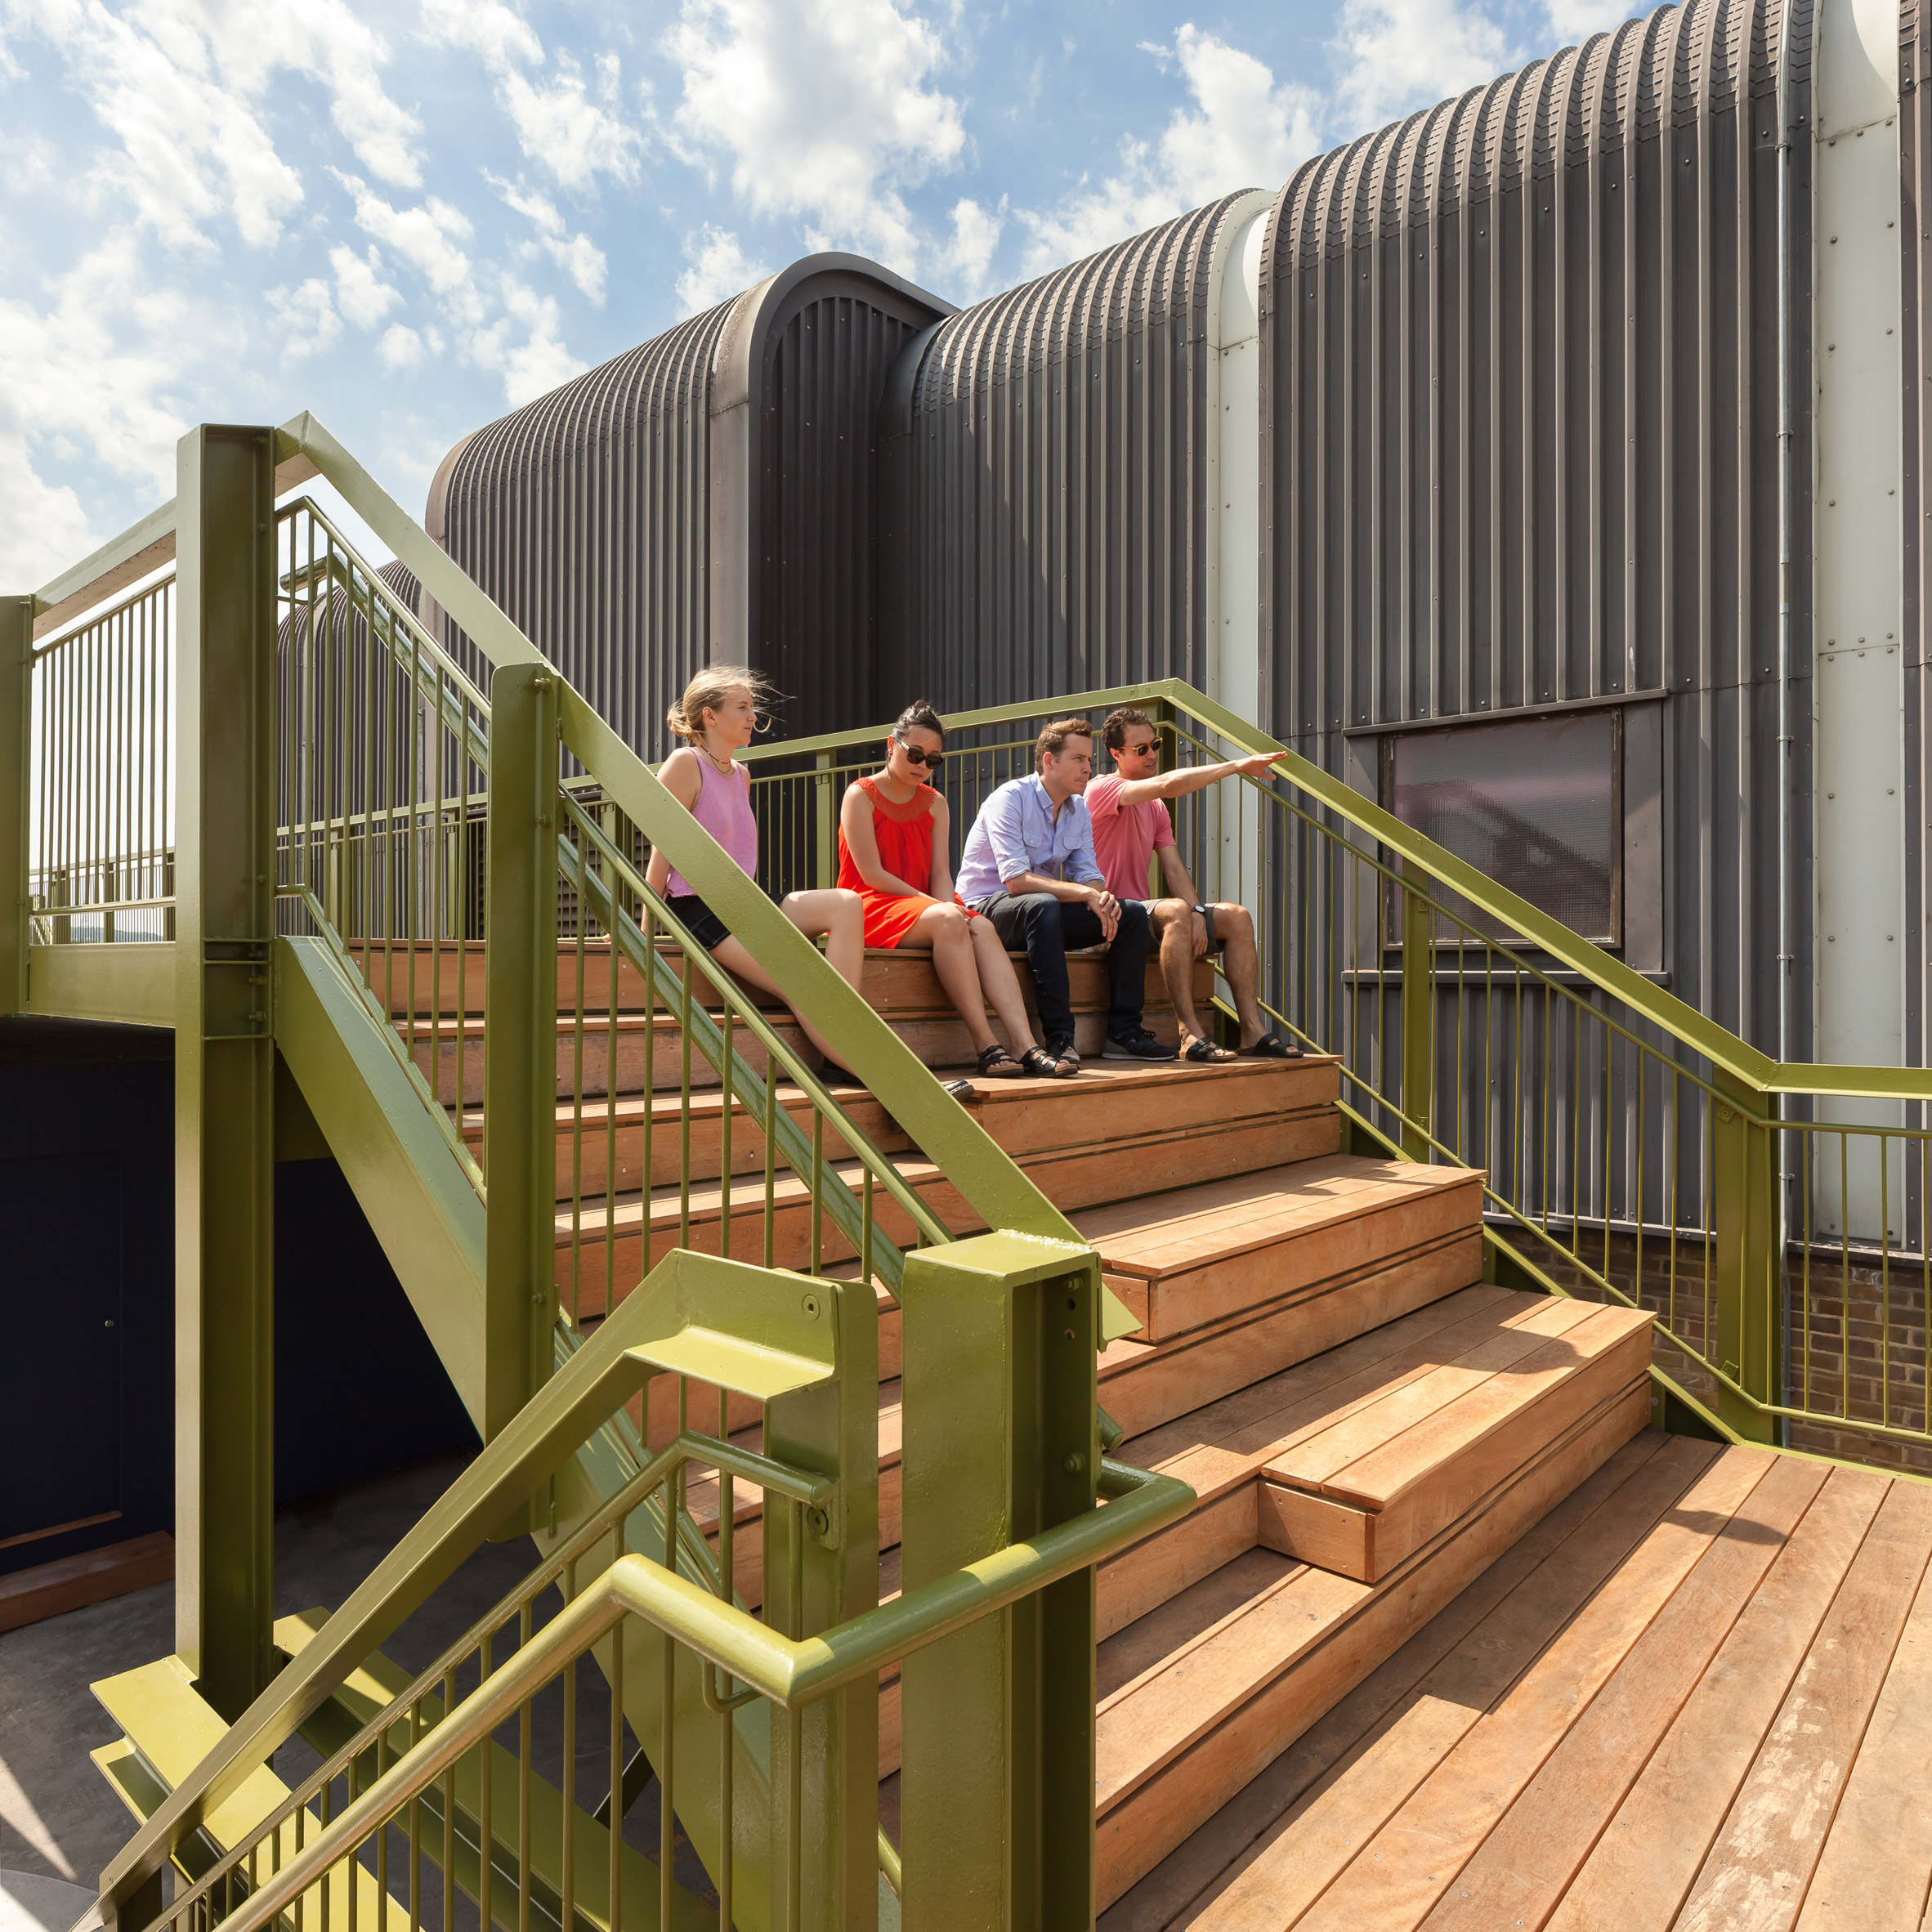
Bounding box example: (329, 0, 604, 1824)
(329, 243, 401, 329)
(418, 0, 543, 70)
(420, 0, 642, 191)
(489, 172, 608, 302)
(1329, 0, 1514, 136)
(0, 433, 99, 584)
(937, 196, 1003, 298)
(545, 230, 607, 302)
(268, 276, 342, 360)
(4, 0, 421, 261)
(500, 55, 644, 191)
(338, 173, 477, 306)
(676, 222, 766, 315)
(667, 0, 965, 273)
(465, 281, 583, 406)
(0, 230, 203, 579)
(1020, 25, 1318, 274)
(378, 323, 428, 371)
(1541, 0, 1645, 42)
(1158, 25, 1321, 206)
(0, 233, 190, 499)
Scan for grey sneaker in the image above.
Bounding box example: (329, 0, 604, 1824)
(1102, 1028, 1176, 1062)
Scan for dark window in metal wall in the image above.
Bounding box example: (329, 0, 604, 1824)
(1263, 0, 1815, 1058)
(878, 192, 1263, 715)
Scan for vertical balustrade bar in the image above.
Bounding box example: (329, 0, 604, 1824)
(172, 423, 278, 1725)
(1400, 882, 1433, 1160)
(1711, 1069, 1781, 1445)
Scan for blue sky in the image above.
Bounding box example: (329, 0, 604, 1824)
(0, 0, 1644, 582)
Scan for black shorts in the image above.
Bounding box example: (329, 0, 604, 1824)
(664, 892, 731, 952)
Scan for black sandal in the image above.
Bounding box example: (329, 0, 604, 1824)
(976, 1042, 1027, 1080)
(1018, 1046, 1078, 1080)
(1244, 1032, 1304, 1060)
(1181, 1035, 1238, 1063)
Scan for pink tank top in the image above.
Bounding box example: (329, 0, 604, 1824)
(665, 754, 758, 897)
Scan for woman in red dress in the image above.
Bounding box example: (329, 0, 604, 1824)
(838, 701, 1074, 1079)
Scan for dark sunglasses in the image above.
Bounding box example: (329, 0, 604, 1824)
(897, 741, 944, 771)
(1124, 740, 1160, 758)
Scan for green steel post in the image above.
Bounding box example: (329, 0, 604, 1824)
(483, 663, 559, 1444)
(1711, 1071, 1782, 1445)
(814, 749, 834, 890)
(897, 1232, 1101, 1931)
(763, 1271, 881, 1930)
(1401, 881, 1434, 1161)
(0, 593, 30, 1014)
(176, 424, 278, 1721)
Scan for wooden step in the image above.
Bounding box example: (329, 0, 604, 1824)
(409, 1005, 1186, 1105)
(359, 938, 1205, 1022)
(1086, 1366, 1654, 1909)
(552, 1108, 1344, 1310)
(1086, 1156, 1488, 1441)
(476, 1058, 1339, 1198)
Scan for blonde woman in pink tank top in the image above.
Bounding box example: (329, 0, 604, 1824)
(645, 667, 866, 1080)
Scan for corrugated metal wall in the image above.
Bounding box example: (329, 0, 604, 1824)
(1264, 0, 1813, 1057)
(427, 261, 946, 756)
(428, 304, 730, 759)
(878, 193, 1261, 713)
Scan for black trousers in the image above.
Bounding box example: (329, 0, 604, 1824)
(977, 892, 1151, 1042)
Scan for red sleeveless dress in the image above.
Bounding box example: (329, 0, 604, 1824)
(837, 776, 948, 949)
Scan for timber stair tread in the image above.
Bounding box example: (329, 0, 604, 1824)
(360, 939, 1205, 1019)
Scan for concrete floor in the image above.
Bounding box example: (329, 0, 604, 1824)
(0, 1451, 541, 1898)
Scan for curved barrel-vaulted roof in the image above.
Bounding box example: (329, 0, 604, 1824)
(425, 256, 950, 751)
(877, 191, 1268, 713)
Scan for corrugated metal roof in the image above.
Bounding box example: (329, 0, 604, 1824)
(879, 191, 1263, 713)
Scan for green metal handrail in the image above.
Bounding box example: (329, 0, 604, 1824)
(173, 1457, 1191, 1932)
(273, 413, 1111, 1298)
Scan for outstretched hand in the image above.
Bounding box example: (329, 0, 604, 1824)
(1235, 752, 1280, 780)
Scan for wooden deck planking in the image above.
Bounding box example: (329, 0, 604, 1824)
(1160, 1435, 1729, 1930)
(1095, 1432, 1675, 1932)
(1794, 1536, 1932, 1930)
(1672, 1478, 1932, 1932)
(1284, 1444, 1777, 1932)
(1115, 1445, 1932, 1932)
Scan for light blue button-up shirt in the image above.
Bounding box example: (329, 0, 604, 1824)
(955, 773, 1105, 904)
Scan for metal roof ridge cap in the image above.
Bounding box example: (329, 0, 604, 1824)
(707, 250, 958, 422)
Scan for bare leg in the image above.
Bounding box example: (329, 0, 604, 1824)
(705, 885, 864, 1068)
(1211, 902, 1268, 1049)
(965, 915, 1041, 1057)
(897, 902, 1002, 1056)
(704, 935, 846, 1066)
(1148, 898, 1225, 1053)
(780, 887, 865, 991)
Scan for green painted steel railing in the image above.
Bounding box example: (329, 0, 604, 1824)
(21, 418, 1172, 1932)
(739, 679, 1932, 1459)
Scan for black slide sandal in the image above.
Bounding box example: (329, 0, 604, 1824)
(1245, 1032, 1304, 1060)
(1019, 1046, 1077, 1080)
(1181, 1036, 1237, 1064)
(976, 1042, 1027, 1079)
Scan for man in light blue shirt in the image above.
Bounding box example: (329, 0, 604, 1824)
(956, 716, 1167, 1068)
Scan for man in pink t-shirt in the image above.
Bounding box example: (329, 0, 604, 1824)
(1087, 705, 1302, 1063)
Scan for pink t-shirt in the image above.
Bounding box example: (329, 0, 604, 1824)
(1085, 775, 1175, 901)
